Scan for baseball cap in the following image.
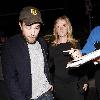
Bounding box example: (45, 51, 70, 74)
(19, 6, 43, 25)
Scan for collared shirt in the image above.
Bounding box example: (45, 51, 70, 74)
(28, 41, 51, 99)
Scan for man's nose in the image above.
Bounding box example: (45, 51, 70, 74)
(30, 31, 35, 36)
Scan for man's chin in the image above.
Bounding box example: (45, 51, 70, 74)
(28, 40, 36, 44)
(26, 38, 37, 44)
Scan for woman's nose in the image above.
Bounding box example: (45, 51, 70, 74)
(60, 26, 63, 30)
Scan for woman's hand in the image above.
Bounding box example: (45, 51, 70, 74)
(83, 83, 88, 91)
(68, 48, 82, 60)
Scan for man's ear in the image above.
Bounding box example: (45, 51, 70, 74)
(19, 22, 22, 30)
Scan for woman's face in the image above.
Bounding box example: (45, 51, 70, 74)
(56, 19, 68, 37)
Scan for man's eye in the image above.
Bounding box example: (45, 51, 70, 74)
(26, 23, 33, 26)
(35, 27, 39, 29)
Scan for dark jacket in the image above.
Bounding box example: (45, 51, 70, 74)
(1, 34, 51, 100)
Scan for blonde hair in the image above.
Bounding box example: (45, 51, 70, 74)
(52, 15, 78, 48)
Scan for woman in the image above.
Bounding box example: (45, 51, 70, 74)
(49, 15, 88, 100)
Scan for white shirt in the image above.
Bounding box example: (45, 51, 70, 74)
(28, 41, 51, 99)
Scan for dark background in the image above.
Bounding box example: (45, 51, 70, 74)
(0, 0, 100, 42)
(0, 1, 100, 100)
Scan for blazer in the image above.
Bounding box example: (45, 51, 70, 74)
(1, 34, 51, 100)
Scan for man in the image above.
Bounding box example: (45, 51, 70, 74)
(1, 6, 53, 100)
(81, 26, 100, 100)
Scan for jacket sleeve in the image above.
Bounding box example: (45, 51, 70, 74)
(81, 26, 100, 54)
(1, 43, 26, 100)
(81, 35, 96, 54)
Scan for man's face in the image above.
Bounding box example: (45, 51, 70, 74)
(19, 22, 41, 44)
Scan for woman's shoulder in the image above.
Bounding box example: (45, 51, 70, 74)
(49, 43, 55, 49)
(48, 43, 57, 52)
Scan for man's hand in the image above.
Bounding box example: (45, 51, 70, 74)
(50, 85, 53, 91)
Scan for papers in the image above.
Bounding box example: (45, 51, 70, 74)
(66, 49, 100, 68)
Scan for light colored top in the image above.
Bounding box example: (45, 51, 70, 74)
(28, 41, 51, 99)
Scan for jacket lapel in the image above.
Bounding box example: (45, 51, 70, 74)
(18, 35, 31, 75)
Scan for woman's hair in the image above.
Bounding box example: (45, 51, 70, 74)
(52, 15, 78, 48)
